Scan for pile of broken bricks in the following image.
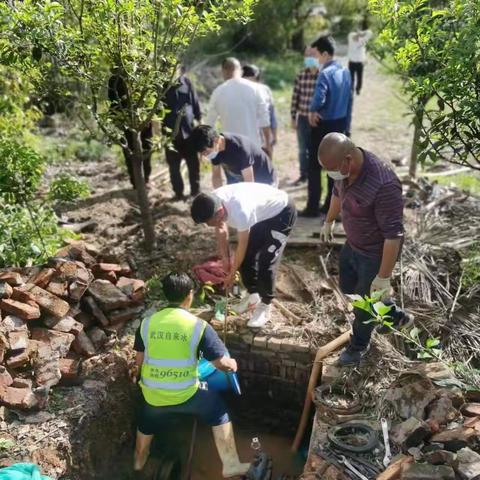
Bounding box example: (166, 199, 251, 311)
(304, 364, 480, 479)
(0, 242, 145, 411)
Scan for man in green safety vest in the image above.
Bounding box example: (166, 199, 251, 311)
(131, 272, 250, 478)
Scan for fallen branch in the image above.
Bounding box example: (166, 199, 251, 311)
(272, 299, 302, 325)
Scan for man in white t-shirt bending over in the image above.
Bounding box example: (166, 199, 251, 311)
(205, 57, 272, 157)
(191, 184, 297, 328)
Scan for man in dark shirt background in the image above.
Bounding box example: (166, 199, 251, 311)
(189, 125, 277, 188)
(319, 133, 411, 366)
(163, 66, 202, 200)
(301, 36, 352, 217)
(108, 66, 153, 188)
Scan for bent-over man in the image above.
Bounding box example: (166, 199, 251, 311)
(131, 272, 250, 478)
(191, 183, 297, 328)
(189, 125, 277, 188)
(319, 133, 411, 365)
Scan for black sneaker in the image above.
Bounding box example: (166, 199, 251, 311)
(337, 344, 370, 366)
(298, 208, 320, 218)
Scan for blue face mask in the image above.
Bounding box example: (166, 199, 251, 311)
(304, 57, 319, 69)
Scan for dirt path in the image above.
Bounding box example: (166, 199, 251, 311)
(274, 54, 412, 187)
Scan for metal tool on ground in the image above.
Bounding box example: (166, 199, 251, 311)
(381, 418, 392, 467)
(339, 455, 369, 480)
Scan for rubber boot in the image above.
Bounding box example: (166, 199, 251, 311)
(212, 422, 251, 478)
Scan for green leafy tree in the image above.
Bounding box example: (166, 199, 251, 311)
(0, 0, 257, 250)
(370, 0, 480, 174)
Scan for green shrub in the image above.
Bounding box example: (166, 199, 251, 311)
(0, 137, 45, 203)
(48, 174, 90, 203)
(0, 201, 72, 267)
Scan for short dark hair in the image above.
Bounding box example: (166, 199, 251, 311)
(189, 125, 219, 153)
(242, 64, 260, 80)
(311, 35, 335, 56)
(191, 193, 220, 224)
(162, 272, 194, 303)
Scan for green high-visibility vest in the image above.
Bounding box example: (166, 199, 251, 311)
(139, 307, 206, 407)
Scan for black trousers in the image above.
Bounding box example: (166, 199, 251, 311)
(306, 118, 347, 213)
(123, 125, 153, 187)
(165, 139, 200, 197)
(349, 61, 364, 94)
(240, 200, 297, 305)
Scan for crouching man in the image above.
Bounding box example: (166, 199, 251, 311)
(131, 272, 250, 478)
(191, 183, 297, 328)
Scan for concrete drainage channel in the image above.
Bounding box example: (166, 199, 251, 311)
(63, 333, 312, 480)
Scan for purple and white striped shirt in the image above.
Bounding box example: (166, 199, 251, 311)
(333, 149, 404, 257)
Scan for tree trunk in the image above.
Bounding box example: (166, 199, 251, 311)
(291, 28, 305, 52)
(409, 98, 427, 178)
(130, 132, 156, 251)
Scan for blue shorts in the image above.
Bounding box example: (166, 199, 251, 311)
(137, 387, 230, 435)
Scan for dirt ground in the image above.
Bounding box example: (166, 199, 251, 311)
(52, 54, 413, 281)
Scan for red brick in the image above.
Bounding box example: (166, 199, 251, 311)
(0, 366, 13, 387)
(43, 315, 83, 335)
(0, 272, 23, 286)
(11, 287, 37, 306)
(117, 277, 145, 302)
(2, 315, 27, 332)
(93, 263, 123, 274)
(23, 284, 70, 318)
(108, 306, 143, 325)
(88, 327, 107, 350)
(67, 279, 89, 301)
(59, 358, 81, 384)
(88, 279, 132, 311)
(46, 280, 67, 298)
(94, 270, 117, 283)
(55, 243, 97, 267)
(0, 299, 40, 320)
(0, 282, 13, 299)
(34, 344, 61, 388)
(6, 348, 30, 368)
(0, 385, 37, 409)
(0, 331, 7, 363)
(27, 268, 55, 288)
(461, 403, 480, 417)
(7, 330, 28, 351)
(72, 330, 96, 357)
(30, 328, 75, 358)
(82, 296, 109, 327)
(10, 378, 32, 389)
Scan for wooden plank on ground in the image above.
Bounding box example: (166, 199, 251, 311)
(287, 216, 345, 247)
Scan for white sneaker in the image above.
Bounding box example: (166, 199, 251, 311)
(247, 302, 270, 328)
(234, 293, 260, 314)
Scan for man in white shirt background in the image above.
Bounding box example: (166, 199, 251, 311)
(205, 57, 272, 158)
(348, 19, 373, 96)
(190, 183, 297, 328)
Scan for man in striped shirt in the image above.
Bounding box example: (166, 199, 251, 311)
(319, 133, 409, 366)
(290, 47, 319, 185)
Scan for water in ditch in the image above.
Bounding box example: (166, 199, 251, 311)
(131, 414, 306, 480)
(190, 421, 305, 479)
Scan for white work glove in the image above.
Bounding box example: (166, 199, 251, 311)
(320, 221, 334, 243)
(370, 275, 393, 299)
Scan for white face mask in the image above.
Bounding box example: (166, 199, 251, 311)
(326, 170, 349, 180)
(206, 150, 218, 161)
